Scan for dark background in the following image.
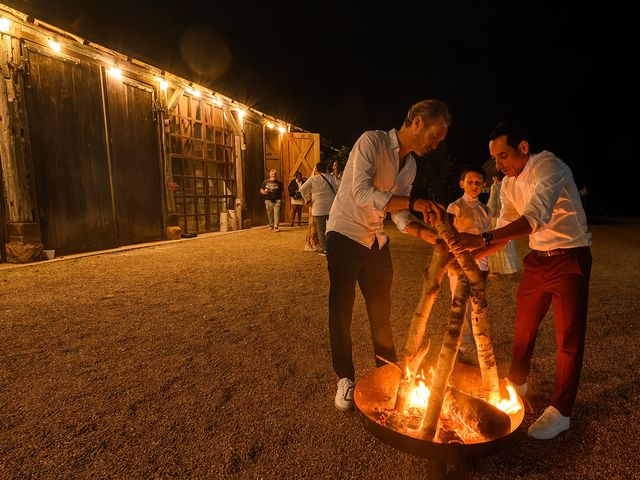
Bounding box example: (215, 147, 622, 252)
(3, 0, 636, 216)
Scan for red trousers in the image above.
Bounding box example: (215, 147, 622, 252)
(508, 247, 592, 416)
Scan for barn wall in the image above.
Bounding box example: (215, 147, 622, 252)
(25, 44, 115, 253)
(0, 3, 308, 261)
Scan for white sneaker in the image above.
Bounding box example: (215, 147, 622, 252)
(527, 406, 570, 439)
(335, 378, 355, 411)
(304, 244, 316, 252)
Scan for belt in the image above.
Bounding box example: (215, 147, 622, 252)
(531, 247, 585, 257)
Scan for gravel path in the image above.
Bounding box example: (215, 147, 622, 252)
(1, 222, 639, 479)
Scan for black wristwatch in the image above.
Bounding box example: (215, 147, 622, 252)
(481, 231, 493, 247)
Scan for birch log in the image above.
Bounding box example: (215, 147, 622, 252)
(395, 240, 450, 412)
(436, 221, 500, 405)
(402, 240, 451, 365)
(419, 260, 469, 440)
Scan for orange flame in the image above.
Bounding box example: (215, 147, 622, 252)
(408, 379, 430, 409)
(491, 382, 523, 414)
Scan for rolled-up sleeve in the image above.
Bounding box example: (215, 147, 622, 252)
(391, 210, 419, 232)
(351, 133, 394, 211)
(390, 164, 415, 232)
(521, 156, 566, 232)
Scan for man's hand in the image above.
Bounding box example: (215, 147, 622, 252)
(413, 198, 445, 226)
(404, 222, 437, 245)
(417, 226, 438, 245)
(450, 232, 484, 253)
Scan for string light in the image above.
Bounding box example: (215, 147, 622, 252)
(107, 67, 122, 80)
(48, 39, 61, 53)
(0, 17, 10, 33)
(0, 9, 304, 137)
(154, 76, 168, 91)
(186, 87, 201, 97)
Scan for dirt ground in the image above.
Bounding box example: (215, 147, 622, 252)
(1, 220, 639, 479)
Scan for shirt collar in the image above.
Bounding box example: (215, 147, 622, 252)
(462, 193, 478, 203)
(389, 128, 399, 153)
(516, 154, 533, 181)
(388, 128, 413, 167)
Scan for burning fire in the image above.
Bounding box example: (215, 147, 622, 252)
(407, 368, 431, 409)
(380, 365, 523, 444)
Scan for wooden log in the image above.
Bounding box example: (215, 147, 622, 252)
(419, 260, 469, 441)
(402, 240, 451, 361)
(437, 220, 500, 404)
(445, 387, 511, 440)
(395, 240, 450, 412)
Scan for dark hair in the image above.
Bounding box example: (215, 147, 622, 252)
(403, 99, 452, 128)
(315, 162, 327, 173)
(488, 122, 531, 150)
(459, 164, 486, 181)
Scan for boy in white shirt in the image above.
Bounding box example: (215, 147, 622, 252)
(446, 165, 491, 366)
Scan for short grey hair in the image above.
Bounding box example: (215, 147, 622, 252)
(403, 99, 451, 128)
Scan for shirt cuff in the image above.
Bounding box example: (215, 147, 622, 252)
(391, 210, 416, 232)
(522, 212, 539, 232)
(373, 191, 394, 211)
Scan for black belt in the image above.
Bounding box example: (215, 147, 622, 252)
(531, 246, 587, 257)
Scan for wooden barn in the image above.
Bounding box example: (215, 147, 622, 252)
(0, 3, 320, 263)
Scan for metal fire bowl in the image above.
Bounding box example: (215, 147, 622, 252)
(354, 363, 524, 462)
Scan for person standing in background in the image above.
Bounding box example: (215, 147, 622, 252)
(331, 159, 344, 185)
(299, 162, 339, 256)
(260, 169, 283, 232)
(288, 171, 306, 227)
(487, 171, 519, 275)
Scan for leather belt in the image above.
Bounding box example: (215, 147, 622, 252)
(531, 247, 585, 257)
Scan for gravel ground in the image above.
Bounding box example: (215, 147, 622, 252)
(1, 221, 639, 480)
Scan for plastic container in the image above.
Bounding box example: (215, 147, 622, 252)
(220, 212, 228, 232)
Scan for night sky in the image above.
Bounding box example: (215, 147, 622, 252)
(3, 0, 636, 215)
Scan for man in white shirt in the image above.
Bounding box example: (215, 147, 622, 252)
(451, 122, 592, 440)
(299, 162, 339, 255)
(326, 99, 451, 411)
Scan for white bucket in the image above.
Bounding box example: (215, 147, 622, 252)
(219, 212, 228, 232)
(43, 249, 55, 260)
(227, 209, 237, 230)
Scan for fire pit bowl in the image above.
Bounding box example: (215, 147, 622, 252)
(354, 362, 524, 465)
